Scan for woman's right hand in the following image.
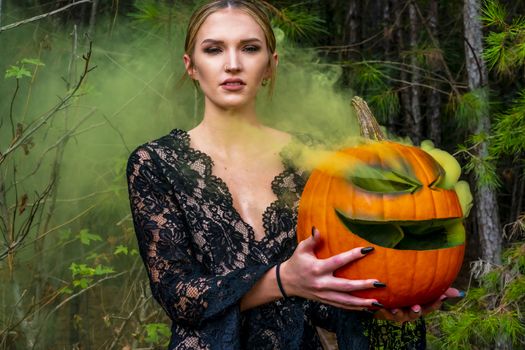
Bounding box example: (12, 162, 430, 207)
(279, 227, 385, 311)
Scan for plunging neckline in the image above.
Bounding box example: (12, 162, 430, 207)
(173, 128, 293, 245)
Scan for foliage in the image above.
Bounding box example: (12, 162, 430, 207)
(427, 243, 525, 349)
(270, 5, 327, 42)
(450, 88, 490, 130)
(491, 89, 525, 157)
(345, 62, 400, 123)
(481, 0, 525, 76)
(5, 58, 44, 79)
(143, 322, 171, 345)
(456, 134, 501, 190)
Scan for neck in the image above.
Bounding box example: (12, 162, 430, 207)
(196, 99, 266, 154)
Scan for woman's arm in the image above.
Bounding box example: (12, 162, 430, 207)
(127, 146, 273, 326)
(240, 228, 383, 311)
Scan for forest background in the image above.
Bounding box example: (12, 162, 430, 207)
(0, 0, 524, 349)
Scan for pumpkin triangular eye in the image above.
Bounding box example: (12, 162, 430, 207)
(347, 164, 422, 194)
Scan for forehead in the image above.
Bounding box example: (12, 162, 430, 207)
(197, 8, 266, 43)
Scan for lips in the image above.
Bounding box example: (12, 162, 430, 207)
(220, 78, 245, 86)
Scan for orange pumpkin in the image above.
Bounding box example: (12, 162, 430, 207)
(297, 137, 467, 308)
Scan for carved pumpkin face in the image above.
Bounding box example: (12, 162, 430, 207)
(297, 141, 470, 308)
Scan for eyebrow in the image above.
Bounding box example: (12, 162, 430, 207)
(200, 38, 263, 45)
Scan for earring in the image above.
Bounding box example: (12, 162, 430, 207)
(262, 78, 269, 86)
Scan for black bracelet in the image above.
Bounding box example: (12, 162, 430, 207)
(275, 263, 289, 300)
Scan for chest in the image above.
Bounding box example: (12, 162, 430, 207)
(212, 156, 284, 239)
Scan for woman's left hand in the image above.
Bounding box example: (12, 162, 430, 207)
(373, 287, 464, 323)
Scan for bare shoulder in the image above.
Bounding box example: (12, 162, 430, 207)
(263, 127, 293, 146)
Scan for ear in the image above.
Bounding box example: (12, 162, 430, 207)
(265, 52, 278, 79)
(183, 54, 196, 79)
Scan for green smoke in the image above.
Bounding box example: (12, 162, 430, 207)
(0, 3, 359, 346)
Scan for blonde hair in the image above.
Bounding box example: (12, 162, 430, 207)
(184, 0, 277, 96)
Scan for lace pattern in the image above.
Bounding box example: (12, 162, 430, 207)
(127, 129, 426, 349)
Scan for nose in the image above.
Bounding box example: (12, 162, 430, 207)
(225, 49, 242, 73)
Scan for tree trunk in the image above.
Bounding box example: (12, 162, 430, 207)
(394, 0, 411, 138)
(463, 0, 501, 264)
(343, 0, 361, 60)
(340, 1, 361, 88)
(427, 0, 442, 145)
(409, 1, 422, 144)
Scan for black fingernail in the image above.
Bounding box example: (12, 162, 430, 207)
(311, 226, 316, 237)
(373, 281, 387, 288)
(361, 247, 374, 254)
(372, 302, 384, 308)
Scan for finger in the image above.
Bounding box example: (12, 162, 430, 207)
(323, 277, 385, 293)
(319, 246, 374, 273)
(298, 226, 322, 252)
(317, 291, 378, 308)
(444, 287, 465, 299)
(390, 308, 409, 324)
(408, 304, 422, 320)
(421, 294, 447, 316)
(320, 300, 368, 312)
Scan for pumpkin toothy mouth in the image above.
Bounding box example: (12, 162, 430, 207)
(335, 209, 464, 250)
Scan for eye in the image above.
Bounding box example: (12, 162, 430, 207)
(203, 46, 222, 55)
(347, 164, 422, 194)
(243, 45, 261, 53)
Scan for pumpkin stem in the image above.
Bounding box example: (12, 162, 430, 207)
(351, 96, 386, 141)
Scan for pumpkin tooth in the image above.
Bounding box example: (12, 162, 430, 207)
(454, 180, 473, 217)
(423, 148, 461, 189)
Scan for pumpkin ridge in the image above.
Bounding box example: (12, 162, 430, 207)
(417, 148, 451, 218)
(377, 147, 387, 222)
(324, 175, 334, 257)
(390, 143, 419, 221)
(425, 250, 440, 303)
(406, 146, 438, 221)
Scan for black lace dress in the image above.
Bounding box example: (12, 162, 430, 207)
(126, 129, 426, 350)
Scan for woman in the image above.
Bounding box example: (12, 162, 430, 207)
(126, 1, 460, 349)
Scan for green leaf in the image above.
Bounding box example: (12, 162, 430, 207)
(5, 65, 32, 79)
(114, 245, 129, 255)
(144, 322, 171, 344)
(335, 209, 404, 248)
(73, 278, 90, 289)
(94, 265, 115, 276)
(77, 229, 102, 245)
(21, 58, 45, 66)
(59, 286, 73, 295)
(69, 262, 96, 277)
(347, 165, 422, 194)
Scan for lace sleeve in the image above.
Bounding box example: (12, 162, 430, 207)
(126, 146, 272, 328)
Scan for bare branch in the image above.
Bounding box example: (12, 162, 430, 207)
(0, 0, 92, 33)
(0, 42, 96, 165)
(45, 271, 127, 320)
